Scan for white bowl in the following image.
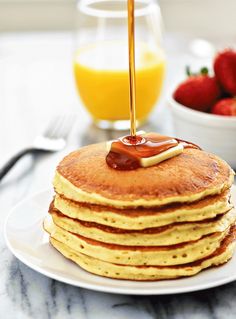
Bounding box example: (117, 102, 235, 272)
(168, 93, 236, 169)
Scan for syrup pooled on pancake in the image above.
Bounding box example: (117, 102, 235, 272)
(106, 133, 201, 170)
(176, 138, 201, 150)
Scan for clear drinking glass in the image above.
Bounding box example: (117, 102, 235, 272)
(74, 0, 165, 129)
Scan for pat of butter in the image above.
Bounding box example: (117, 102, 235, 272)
(140, 143, 183, 167)
(106, 140, 112, 152)
(106, 132, 184, 168)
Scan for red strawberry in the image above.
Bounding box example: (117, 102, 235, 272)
(214, 49, 236, 95)
(211, 98, 236, 116)
(173, 67, 221, 112)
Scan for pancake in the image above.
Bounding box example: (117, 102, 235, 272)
(44, 216, 229, 266)
(54, 190, 233, 230)
(54, 143, 234, 208)
(49, 225, 236, 280)
(45, 140, 236, 281)
(50, 204, 236, 246)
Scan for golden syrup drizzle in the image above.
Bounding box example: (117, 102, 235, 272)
(127, 0, 136, 137)
(105, 1, 201, 170)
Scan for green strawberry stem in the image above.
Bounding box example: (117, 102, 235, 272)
(200, 67, 209, 75)
(186, 66, 209, 77)
(186, 66, 191, 77)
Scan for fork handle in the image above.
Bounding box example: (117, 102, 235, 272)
(0, 148, 39, 181)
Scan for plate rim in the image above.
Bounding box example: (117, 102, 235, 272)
(4, 186, 236, 295)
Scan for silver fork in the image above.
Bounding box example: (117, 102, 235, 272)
(0, 114, 75, 181)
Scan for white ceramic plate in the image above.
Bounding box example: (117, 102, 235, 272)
(4, 186, 236, 295)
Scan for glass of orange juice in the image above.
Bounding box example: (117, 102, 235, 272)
(74, 0, 165, 129)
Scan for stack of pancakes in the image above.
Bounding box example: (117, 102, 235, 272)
(44, 143, 236, 280)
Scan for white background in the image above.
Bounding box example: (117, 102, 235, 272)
(0, 0, 235, 38)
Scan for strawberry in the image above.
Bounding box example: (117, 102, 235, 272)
(173, 67, 221, 112)
(211, 98, 236, 116)
(213, 49, 236, 95)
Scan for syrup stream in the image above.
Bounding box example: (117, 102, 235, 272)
(105, 2, 201, 170)
(127, 0, 136, 138)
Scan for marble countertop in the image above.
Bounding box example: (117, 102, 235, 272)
(0, 32, 236, 319)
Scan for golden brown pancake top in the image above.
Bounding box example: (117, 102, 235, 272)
(56, 143, 233, 202)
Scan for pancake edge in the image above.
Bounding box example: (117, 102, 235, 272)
(50, 207, 236, 246)
(53, 190, 233, 230)
(54, 169, 235, 208)
(44, 216, 230, 266)
(49, 237, 236, 281)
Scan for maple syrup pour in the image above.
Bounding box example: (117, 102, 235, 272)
(127, 0, 136, 137)
(106, 1, 201, 171)
(106, 134, 201, 170)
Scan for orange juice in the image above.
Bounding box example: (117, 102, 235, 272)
(74, 42, 165, 121)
